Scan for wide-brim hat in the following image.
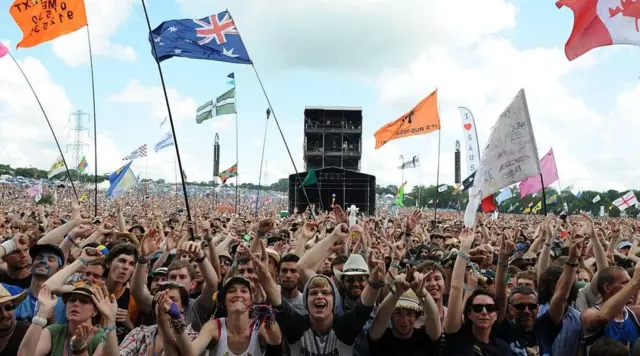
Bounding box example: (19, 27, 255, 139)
(29, 243, 65, 266)
(61, 285, 96, 305)
(128, 224, 146, 234)
(265, 248, 280, 264)
(334, 254, 370, 280)
(0, 284, 27, 305)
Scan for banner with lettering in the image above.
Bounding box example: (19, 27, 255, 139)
(10, 0, 88, 49)
(458, 107, 481, 176)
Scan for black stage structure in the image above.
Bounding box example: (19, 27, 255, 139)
(289, 167, 376, 215)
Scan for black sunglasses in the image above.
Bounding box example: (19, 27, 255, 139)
(512, 303, 538, 312)
(0, 304, 16, 312)
(344, 275, 367, 283)
(470, 303, 498, 314)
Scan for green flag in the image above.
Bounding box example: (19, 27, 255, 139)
(302, 168, 317, 186)
(196, 100, 214, 124)
(215, 88, 236, 116)
(393, 182, 406, 207)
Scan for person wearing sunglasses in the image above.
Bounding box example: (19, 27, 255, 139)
(0, 284, 28, 356)
(492, 231, 577, 355)
(442, 229, 511, 355)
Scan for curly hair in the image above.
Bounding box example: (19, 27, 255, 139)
(538, 265, 579, 305)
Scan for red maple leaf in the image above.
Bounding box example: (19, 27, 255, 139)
(609, 0, 640, 31)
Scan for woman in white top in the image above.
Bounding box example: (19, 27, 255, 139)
(167, 276, 282, 356)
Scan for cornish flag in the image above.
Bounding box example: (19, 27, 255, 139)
(613, 191, 638, 211)
(122, 144, 148, 160)
(557, 0, 640, 61)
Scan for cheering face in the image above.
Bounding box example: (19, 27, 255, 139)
(66, 295, 97, 322)
(0, 301, 16, 332)
(424, 270, 445, 301)
(391, 309, 418, 338)
(307, 286, 334, 321)
(237, 261, 257, 280)
(32, 253, 60, 278)
(108, 254, 135, 284)
(467, 295, 498, 330)
(225, 283, 251, 313)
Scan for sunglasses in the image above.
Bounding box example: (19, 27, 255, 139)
(469, 303, 498, 314)
(0, 304, 15, 312)
(512, 303, 538, 312)
(68, 297, 92, 305)
(344, 275, 367, 284)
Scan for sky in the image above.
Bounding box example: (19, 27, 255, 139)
(1, 0, 639, 193)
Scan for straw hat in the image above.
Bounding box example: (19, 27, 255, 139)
(0, 284, 27, 306)
(395, 289, 422, 313)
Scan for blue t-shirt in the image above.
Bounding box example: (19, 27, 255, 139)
(3, 283, 67, 324)
(493, 311, 562, 356)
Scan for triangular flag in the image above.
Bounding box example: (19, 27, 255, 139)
(302, 168, 317, 186)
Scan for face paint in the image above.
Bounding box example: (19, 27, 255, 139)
(32, 252, 56, 277)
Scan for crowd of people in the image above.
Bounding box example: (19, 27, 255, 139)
(2, 183, 640, 356)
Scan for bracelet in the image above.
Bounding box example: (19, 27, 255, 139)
(368, 279, 385, 289)
(136, 256, 150, 264)
(566, 261, 579, 268)
(78, 257, 88, 265)
(498, 263, 508, 269)
(71, 344, 88, 355)
(103, 325, 116, 334)
(65, 235, 80, 248)
(169, 315, 187, 333)
(71, 341, 87, 351)
(456, 251, 471, 263)
(0, 240, 16, 255)
(194, 255, 206, 263)
(390, 263, 401, 270)
(31, 315, 47, 327)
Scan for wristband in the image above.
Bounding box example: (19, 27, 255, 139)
(31, 316, 47, 327)
(194, 255, 206, 264)
(565, 261, 579, 268)
(390, 263, 401, 270)
(368, 279, 385, 289)
(103, 325, 116, 334)
(456, 251, 471, 263)
(1, 240, 16, 255)
(136, 256, 150, 264)
(65, 235, 80, 248)
(168, 302, 182, 319)
(78, 257, 88, 265)
(169, 316, 187, 333)
(498, 263, 508, 269)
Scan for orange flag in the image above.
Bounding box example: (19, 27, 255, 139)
(374, 89, 440, 149)
(10, 0, 88, 49)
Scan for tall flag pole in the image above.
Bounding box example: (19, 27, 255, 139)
(255, 108, 271, 216)
(0, 42, 78, 199)
(140, 0, 194, 229)
(86, 24, 99, 217)
(230, 72, 239, 211)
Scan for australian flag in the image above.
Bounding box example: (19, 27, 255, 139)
(149, 10, 252, 65)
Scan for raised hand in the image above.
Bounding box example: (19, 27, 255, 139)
(91, 283, 117, 324)
(249, 241, 270, 279)
(568, 238, 583, 262)
(79, 247, 105, 264)
(458, 228, 475, 251)
(36, 285, 58, 317)
(70, 323, 92, 349)
(333, 205, 348, 225)
(389, 270, 411, 295)
(330, 223, 350, 243)
(406, 210, 422, 233)
(369, 259, 386, 282)
(411, 271, 432, 298)
(140, 229, 163, 257)
(301, 222, 317, 240)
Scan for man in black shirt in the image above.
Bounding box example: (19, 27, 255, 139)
(0, 283, 28, 356)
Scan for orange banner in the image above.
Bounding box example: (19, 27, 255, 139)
(10, 0, 88, 49)
(374, 89, 441, 149)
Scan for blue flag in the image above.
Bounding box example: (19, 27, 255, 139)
(155, 132, 174, 152)
(149, 11, 252, 65)
(106, 161, 138, 198)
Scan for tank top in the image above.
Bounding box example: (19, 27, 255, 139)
(211, 318, 264, 356)
(585, 305, 640, 352)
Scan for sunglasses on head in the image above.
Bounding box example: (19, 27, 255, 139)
(344, 275, 367, 283)
(469, 303, 498, 314)
(512, 303, 538, 312)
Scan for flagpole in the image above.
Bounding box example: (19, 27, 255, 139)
(232, 74, 239, 212)
(228, 10, 316, 221)
(540, 173, 548, 215)
(141, 0, 193, 229)
(5, 50, 78, 199)
(434, 121, 442, 222)
(255, 108, 270, 216)
(86, 26, 99, 217)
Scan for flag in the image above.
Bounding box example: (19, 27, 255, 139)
(196, 88, 236, 123)
(532, 201, 543, 213)
(106, 161, 138, 198)
(123, 144, 148, 160)
(464, 89, 541, 227)
(149, 11, 252, 64)
(10, 0, 88, 49)
(523, 207, 531, 214)
(458, 107, 481, 175)
(78, 156, 88, 174)
(556, 0, 640, 61)
(546, 195, 558, 204)
(155, 132, 174, 152)
(219, 164, 238, 183)
(460, 171, 477, 193)
(374, 89, 440, 149)
(438, 185, 447, 193)
(496, 187, 513, 204)
(481, 195, 497, 213)
(227, 72, 235, 85)
(0, 42, 8, 58)
(79, 193, 88, 202)
(399, 156, 420, 169)
(613, 191, 638, 210)
(48, 156, 66, 178)
(26, 183, 40, 198)
(302, 168, 317, 186)
(394, 182, 406, 207)
(592, 194, 601, 203)
(519, 148, 559, 198)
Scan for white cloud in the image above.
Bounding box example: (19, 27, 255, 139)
(51, 0, 137, 66)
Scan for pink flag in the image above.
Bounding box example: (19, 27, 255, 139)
(0, 43, 8, 58)
(519, 148, 559, 198)
(25, 183, 40, 198)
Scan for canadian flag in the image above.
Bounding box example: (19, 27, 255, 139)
(613, 191, 638, 210)
(557, 0, 640, 60)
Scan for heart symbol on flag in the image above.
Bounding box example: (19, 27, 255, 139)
(463, 123, 472, 131)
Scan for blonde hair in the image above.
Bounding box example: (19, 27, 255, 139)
(308, 275, 331, 290)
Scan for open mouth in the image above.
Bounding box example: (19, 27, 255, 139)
(313, 300, 328, 311)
